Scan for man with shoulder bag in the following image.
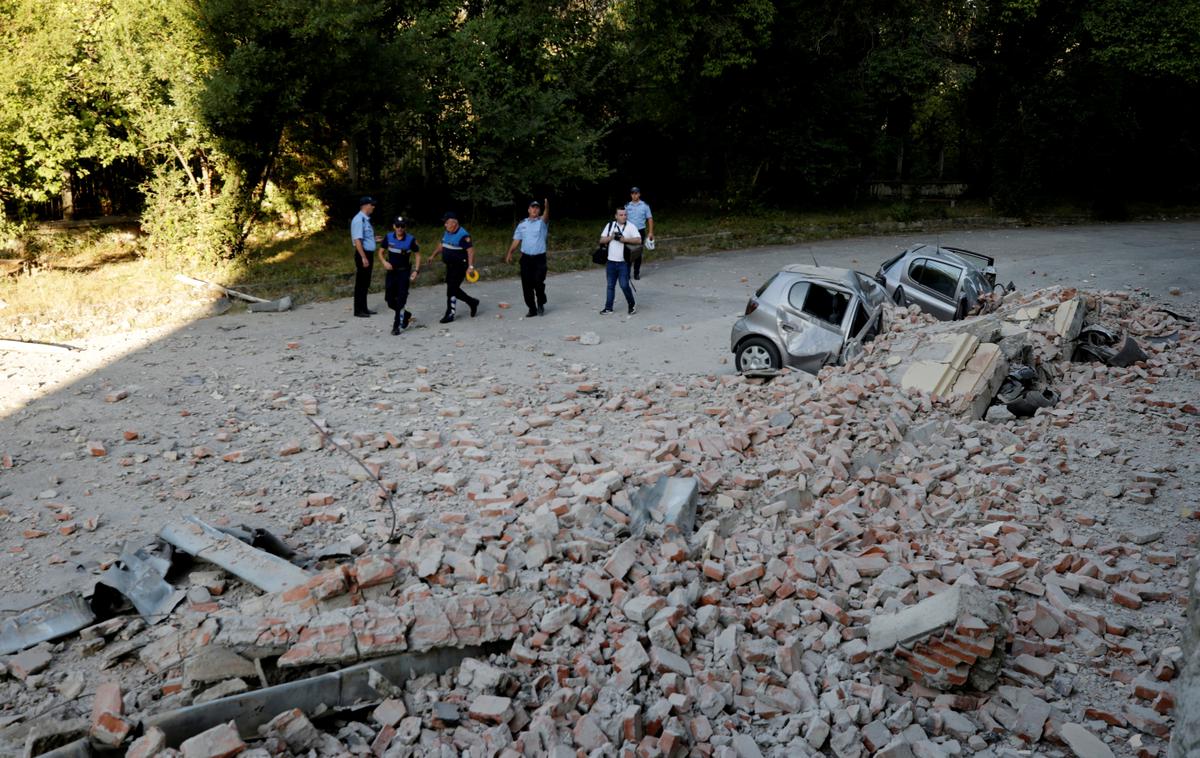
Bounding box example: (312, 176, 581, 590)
(598, 207, 641, 315)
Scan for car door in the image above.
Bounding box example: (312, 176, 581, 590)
(841, 296, 872, 362)
(777, 280, 849, 371)
(906, 258, 962, 320)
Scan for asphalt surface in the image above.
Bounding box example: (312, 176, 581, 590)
(4, 220, 1199, 412)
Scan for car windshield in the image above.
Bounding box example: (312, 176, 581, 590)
(849, 301, 869, 336)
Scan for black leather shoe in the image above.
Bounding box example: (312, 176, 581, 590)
(367, 309, 378, 315)
(391, 325, 400, 335)
(439, 314, 454, 324)
(402, 311, 412, 329)
(354, 311, 370, 318)
(537, 305, 545, 316)
(469, 300, 479, 317)
(526, 308, 538, 317)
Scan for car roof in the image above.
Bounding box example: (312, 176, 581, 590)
(905, 244, 990, 272)
(780, 264, 866, 294)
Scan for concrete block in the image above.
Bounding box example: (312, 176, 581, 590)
(1054, 296, 1086, 341)
(901, 361, 958, 396)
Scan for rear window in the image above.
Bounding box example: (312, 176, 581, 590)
(755, 274, 778, 298)
(879, 251, 906, 273)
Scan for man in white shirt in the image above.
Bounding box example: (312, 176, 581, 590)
(598, 207, 642, 315)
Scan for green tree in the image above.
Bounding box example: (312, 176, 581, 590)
(0, 0, 140, 207)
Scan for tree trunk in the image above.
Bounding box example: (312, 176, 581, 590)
(61, 171, 76, 221)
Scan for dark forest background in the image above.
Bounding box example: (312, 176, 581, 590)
(2, 0, 1198, 262)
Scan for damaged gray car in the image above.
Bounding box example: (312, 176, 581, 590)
(875, 244, 1004, 320)
(731, 265, 886, 373)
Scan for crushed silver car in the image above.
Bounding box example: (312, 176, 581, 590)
(731, 265, 886, 374)
(875, 244, 1003, 320)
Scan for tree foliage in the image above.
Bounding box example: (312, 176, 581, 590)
(2, 0, 1199, 258)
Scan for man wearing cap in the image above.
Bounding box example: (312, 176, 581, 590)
(505, 198, 550, 317)
(378, 217, 420, 335)
(350, 196, 379, 317)
(431, 212, 480, 323)
(624, 187, 654, 280)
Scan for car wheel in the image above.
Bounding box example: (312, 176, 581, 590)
(736, 337, 781, 372)
(893, 286, 907, 307)
(954, 298, 968, 319)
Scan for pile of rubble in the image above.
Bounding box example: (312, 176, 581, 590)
(1, 287, 1197, 758)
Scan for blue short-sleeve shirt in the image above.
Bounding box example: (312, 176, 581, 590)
(624, 200, 652, 231)
(351, 211, 376, 252)
(513, 218, 548, 255)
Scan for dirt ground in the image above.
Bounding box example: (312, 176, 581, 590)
(0, 221, 1198, 756)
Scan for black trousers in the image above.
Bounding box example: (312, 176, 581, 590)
(353, 249, 373, 313)
(632, 228, 647, 277)
(520, 254, 547, 310)
(443, 258, 477, 314)
(385, 261, 411, 326)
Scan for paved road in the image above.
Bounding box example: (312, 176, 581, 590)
(5, 220, 1199, 412)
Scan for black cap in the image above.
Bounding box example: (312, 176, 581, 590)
(529, 200, 541, 207)
(392, 216, 407, 227)
(630, 186, 640, 193)
(360, 195, 376, 206)
(442, 211, 458, 221)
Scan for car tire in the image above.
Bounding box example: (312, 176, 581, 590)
(893, 286, 907, 307)
(735, 337, 781, 372)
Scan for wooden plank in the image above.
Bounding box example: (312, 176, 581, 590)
(174, 273, 271, 304)
(0, 338, 81, 354)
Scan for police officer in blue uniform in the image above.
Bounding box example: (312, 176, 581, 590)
(378, 216, 420, 335)
(432, 212, 480, 323)
(350, 196, 379, 316)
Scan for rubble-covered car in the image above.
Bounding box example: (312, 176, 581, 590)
(731, 264, 886, 373)
(875, 244, 1001, 320)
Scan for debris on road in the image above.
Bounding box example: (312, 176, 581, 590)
(0, 285, 1196, 757)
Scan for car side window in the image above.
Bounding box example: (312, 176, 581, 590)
(908, 260, 924, 284)
(800, 284, 850, 326)
(787, 282, 810, 310)
(917, 259, 962, 298)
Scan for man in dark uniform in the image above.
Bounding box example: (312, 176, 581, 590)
(431, 212, 480, 323)
(378, 217, 420, 335)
